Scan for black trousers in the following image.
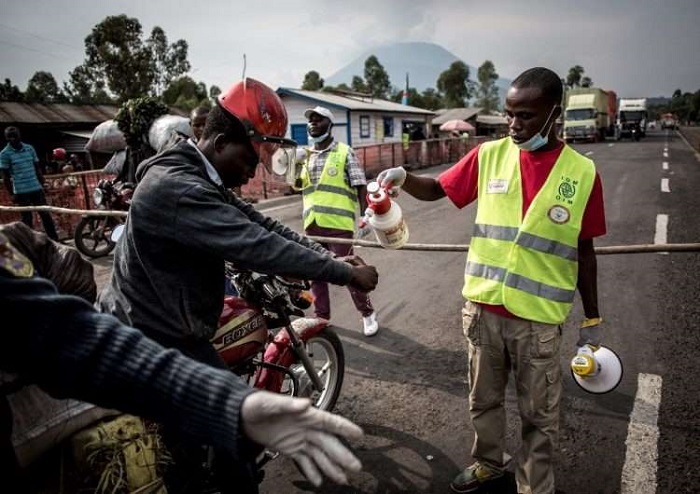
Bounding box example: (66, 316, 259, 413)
(14, 190, 58, 241)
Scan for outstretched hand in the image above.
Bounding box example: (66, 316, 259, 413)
(336, 255, 378, 291)
(241, 391, 364, 487)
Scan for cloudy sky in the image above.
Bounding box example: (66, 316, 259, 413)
(2, 0, 698, 99)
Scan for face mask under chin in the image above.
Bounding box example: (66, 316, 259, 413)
(513, 106, 558, 152)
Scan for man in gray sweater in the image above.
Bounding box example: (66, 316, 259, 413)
(98, 78, 378, 493)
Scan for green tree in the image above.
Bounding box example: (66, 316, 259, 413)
(437, 61, 472, 108)
(301, 71, 324, 91)
(421, 88, 443, 110)
(162, 76, 208, 110)
(351, 75, 368, 93)
(566, 65, 585, 88)
(363, 55, 391, 99)
(147, 26, 190, 96)
(209, 85, 221, 100)
(0, 78, 24, 102)
(78, 14, 190, 102)
(24, 71, 66, 103)
(475, 60, 500, 113)
(390, 86, 424, 107)
(581, 76, 593, 88)
(63, 64, 113, 105)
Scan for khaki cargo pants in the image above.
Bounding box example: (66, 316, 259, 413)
(462, 300, 562, 494)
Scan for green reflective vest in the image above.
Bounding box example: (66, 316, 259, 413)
(300, 142, 357, 232)
(463, 138, 596, 324)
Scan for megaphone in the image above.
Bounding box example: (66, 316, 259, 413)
(570, 345, 623, 394)
(271, 148, 306, 186)
(110, 223, 125, 243)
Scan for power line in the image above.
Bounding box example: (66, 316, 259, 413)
(0, 22, 83, 53)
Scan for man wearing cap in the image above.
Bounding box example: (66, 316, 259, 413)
(298, 106, 379, 336)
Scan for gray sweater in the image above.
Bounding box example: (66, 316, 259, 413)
(98, 141, 352, 341)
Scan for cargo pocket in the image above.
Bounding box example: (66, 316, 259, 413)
(531, 324, 560, 359)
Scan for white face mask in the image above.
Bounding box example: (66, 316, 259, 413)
(307, 129, 331, 147)
(514, 105, 559, 152)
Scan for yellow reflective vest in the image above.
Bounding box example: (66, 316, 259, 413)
(463, 138, 596, 324)
(300, 142, 358, 232)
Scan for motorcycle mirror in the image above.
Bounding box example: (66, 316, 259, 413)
(111, 224, 125, 243)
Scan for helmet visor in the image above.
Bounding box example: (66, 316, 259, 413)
(251, 135, 297, 174)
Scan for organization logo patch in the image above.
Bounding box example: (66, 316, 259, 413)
(548, 205, 571, 224)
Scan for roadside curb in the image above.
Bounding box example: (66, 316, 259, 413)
(677, 129, 700, 162)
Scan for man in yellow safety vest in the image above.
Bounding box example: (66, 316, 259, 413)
(299, 106, 379, 336)
(378, 67, 607, 494)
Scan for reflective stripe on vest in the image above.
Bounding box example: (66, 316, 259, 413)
(462, 137, 596, 324)
(300, 142, 357, 231)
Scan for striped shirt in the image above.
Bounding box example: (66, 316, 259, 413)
(306, 141, 367, 187)
(0, 143, 41, 194)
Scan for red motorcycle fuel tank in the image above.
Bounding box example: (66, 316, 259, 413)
(211, 296, 267, 366)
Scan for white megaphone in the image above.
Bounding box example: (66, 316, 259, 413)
(110, 223, 125, 243)
(271, 148, 307, 186)
(570, 345, 623, 394)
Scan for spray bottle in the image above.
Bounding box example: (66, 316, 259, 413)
(359, 181, 409, 249)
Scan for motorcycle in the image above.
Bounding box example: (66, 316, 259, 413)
(216, 262, 344, 412)
(73, 178, 133, 258)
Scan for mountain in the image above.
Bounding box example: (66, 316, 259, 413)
(325, 42, 512, 105)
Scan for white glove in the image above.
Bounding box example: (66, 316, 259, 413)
(376, 166, 407, 194)
(241, 391, 363, 486)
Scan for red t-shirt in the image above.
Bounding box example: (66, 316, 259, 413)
(438, 141, 606, 318)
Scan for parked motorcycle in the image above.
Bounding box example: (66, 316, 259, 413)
(73, 178, 133, 258)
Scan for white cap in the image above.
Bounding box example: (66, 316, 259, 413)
(304, 106, 334, 123)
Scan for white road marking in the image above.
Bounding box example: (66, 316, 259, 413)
(663, 151, 669, 158)
(654, 214, 668, 246)
(585, 151, 594, 156)
(620, 373, 662, 494)
(662, 162, 669, 170)
(661, 178, 670, 193)
(608, 143, 614, 147)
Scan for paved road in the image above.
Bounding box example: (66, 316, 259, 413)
(89, 129, 700, 493)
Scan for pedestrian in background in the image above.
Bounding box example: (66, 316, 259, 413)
(298, 106, 379, 336)
(0, 126, 58, 241)
(378, 67, 606, 494)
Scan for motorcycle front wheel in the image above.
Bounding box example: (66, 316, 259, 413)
(286, 327, 345, 411)
(74, 216, 118, 258)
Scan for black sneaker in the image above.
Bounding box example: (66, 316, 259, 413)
(450, 462, 504, 493)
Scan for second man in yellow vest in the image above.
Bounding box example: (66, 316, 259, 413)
(299, 106, 379, 336)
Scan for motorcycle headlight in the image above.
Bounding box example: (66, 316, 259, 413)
(93, 188, 104, 206)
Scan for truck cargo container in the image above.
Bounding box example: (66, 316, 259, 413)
(563, 87, 614, 143)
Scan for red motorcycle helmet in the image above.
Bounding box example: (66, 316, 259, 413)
(217, 78, 297, 172)
(52, 148, 67, 161)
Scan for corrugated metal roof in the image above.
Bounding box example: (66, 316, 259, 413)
(0, 102, 118, 124)
(476, 115, 508, 125)
(277, 88, 435, 116)
(431, 107, 482, 125)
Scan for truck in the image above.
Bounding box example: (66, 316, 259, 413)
(660, 112, 677, 130)
(616, 98, 648, 140)
(563, 87, 616, 143)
